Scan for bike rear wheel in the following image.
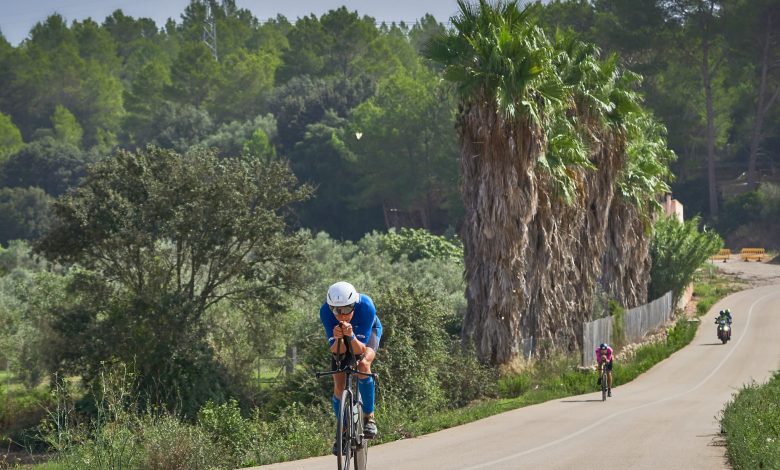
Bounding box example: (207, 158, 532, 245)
(337, 390, 353, 470)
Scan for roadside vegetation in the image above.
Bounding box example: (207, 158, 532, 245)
(720, 372, 780, 470)
(0, 214, 736, 469)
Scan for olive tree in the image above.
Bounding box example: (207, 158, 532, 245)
(35, 146, 311, 415)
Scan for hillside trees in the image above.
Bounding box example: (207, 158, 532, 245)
(0, 4, 470, 239)
(349, 69, 460, 231)
(721, 0, 780, 190)
(34, 147, 312, 414)
(0, 113, 23, 161)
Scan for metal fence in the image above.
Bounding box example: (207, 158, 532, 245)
(582, 291, 673, 365)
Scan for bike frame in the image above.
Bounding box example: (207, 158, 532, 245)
(599, 359, 609, 401)
(316, 337, 378, 470)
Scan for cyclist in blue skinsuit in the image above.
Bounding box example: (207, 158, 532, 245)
(320, 281, 382, 454)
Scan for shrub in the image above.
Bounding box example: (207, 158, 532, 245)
(720, 372, 780, 469)
(609, 299, 626, 348)
(197, 399, 253, 465)
(248, 403, 329, 465)
(649, 215, 722, 302)
(371, 286, 451, 414)
(365, 228, 463, 263)
(139, 414, 220, 470)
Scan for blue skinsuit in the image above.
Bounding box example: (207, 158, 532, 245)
(319, 293, 382, 417)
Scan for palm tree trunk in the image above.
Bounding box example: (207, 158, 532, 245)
(600, 200, 651, 308)
(459, 101, 544, 364)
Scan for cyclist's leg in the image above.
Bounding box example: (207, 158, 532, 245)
(330, 355, 349, 418)
(357, 348, 375, 414)
(606, 361, 613, 389)
(359, 332, 379, 437)
(357, 331, 379, 415)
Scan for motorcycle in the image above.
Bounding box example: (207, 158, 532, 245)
(716, 318, 731, 344)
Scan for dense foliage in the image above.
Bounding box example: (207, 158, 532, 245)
(649, 215, 723, 302)
(720, 372, 780, 470)
(33, 146, 312, 416)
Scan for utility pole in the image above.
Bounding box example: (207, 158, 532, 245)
(203, 1, 218, 61)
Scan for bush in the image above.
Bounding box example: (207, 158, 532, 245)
(139, 414, 220, 470)
(197, 399, 253, 465)
(720, 372, 780, 470)
(367, 228, 463, 263)
(371, 286, 451, 414)
(649, 216, 722, 302)
(248, 403, 329, 466)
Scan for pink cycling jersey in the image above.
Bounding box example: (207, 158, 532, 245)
(596, 346, 613, 362)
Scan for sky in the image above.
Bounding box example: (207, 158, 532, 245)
(0, 0, 465, 46)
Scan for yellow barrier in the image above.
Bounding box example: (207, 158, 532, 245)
(740, 248, 765, 262)
(711, 248, 731, 262)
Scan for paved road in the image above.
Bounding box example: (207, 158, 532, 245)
(249, 265, 780, 470)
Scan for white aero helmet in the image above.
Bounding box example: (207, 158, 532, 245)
(327, 281, 358, 307)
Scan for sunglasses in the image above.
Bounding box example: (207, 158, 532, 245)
(330, 304, 355, 315)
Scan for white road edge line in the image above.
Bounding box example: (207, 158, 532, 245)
(463, 289, 779, 470)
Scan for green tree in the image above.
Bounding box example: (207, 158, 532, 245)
(167, 42, 219, 107)
(51, 105, 83, 148)
(287, 111, 379, 238)
(102, 9, 161, 64)
(242, 128, 276, 162)
(277, 8, 379, 82)
(0, 187, 53, 245)
(649, 215, 722, 302)
(722, 0, 780, 190)
(123, 61, 172, 147)
(4, 15, 124, 147)
(349, 69, 459, 231)
(426, 1, 673, 362)
(425, 0, 568, 363)
(196, 114, 277, 158)
(665, 0, 729, 217)
(73, 18, 121, 73)
(0, 112, 23, 161)
(0, 137, 92, 196)
(267, 74, 375, 155)
(148, 102, 214, 152)
(35, 146, 312, 414)
(208, 49, 278, 122)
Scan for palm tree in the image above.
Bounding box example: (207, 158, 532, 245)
(426, 1, 567, 363)
(426, 1, 674, 364)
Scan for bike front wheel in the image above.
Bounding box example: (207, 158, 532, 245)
(337, 389, 353, 470)
(353, 398, 367, 470)
(601, 372, 608, 401)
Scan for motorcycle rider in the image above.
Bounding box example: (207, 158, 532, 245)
(715, 308, 732, 339)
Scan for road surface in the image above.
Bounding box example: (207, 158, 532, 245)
(248, 261, 780, 470)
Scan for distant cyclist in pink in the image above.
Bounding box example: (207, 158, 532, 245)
(596, 343, 614, 397)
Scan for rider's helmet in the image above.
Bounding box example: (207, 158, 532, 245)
(599, 343, 609, 350)
(327, 281, 358, 307)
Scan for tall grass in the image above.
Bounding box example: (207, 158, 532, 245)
(720, 372, 780, 469)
